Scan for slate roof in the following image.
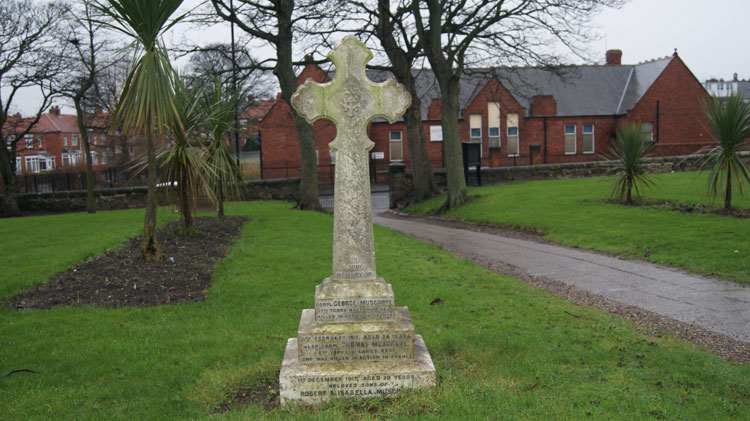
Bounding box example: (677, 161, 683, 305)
(326, 55, 673, 120)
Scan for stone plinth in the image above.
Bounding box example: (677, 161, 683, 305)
(280, 335, 435, 405)
(298, 307, 415, 364)
(314, 277, 395, 323)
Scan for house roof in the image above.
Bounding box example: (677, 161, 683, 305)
(31, 110, 79, 133)
(324, 55, 673, 120)
(241, 99, 276, 121)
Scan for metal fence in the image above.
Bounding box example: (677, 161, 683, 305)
(13, 167, 143, 194)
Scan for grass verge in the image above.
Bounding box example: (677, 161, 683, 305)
(407, 171, 750, 284)
(0, 201, 748, 419)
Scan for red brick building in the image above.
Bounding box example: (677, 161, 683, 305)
(5, 106, 122, 175)
(254, 50, 712, 179)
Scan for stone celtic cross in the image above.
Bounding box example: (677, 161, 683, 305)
(291, 36, 411, 282)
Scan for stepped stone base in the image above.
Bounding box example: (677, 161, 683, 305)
(297, 307, 415, 364)
(280, 335, 436, 405)
(314, 278, 395, 323)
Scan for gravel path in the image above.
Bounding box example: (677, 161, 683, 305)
(374, 212, 750, 364)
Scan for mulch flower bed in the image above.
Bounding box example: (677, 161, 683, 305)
(7, 216, 248, 310)
(600, 199, 750, 219)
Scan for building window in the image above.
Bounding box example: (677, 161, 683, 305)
(582, 124, 595, 154)
(37, 137, 42, 148)
(72, 134, 78, 146)
(564, 124, 576, 154)
(25, 156, 38, 173)
(101, 134, 107, 144)
(25, 135, 33, 149)
(91, 151, 98, 165)
(329, 150, 336, 165)
(389, 130, 403, 161)
(429, 125, 442, 142)
(488, 102, 500, 148)
(63, 136, 68, 146)
(507, 113, 519, 157)
(641, 122, 654, 141)
(469, 114, 482, 142)
(62, 152, 81, 167)
(101, 151, 107, 165)
(15, 157, 21, 174)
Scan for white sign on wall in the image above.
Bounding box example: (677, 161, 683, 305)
(430, 125, 443, 141)
(371, 151, 385, 159)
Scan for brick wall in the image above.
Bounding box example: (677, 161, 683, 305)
(259, 57, 718, 179)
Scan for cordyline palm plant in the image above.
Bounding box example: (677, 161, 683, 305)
(606, 122, 657, 205)
(201, 79, 245, 219)
(158, 76, 214, 231)
(93, 0, 187, 260)
(700, 94, 750, 210)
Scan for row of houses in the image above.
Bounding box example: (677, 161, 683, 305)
(4, 50, 739, 183)
(4, 106, 128, 175)
(252, 49, 716, 180)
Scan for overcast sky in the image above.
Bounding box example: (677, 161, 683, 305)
(9, 0, 750, 115)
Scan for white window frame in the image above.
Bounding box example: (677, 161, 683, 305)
(641, 122, 654, 141)
(582, 124, 595, 154)
(37, 137, 42, 148)
(101, 151, 107, 165)
(72, 134, 78, 146)
(564, 124, 577, 155)
(63, 135, 68, 146)
(25, 134, 33, 149)
(25, 156, 39, 173)
(429, 125, 443, 142)
(506, 126, 519, 157)
(389, 130, 403, 162)
(506, 113, 519, 157)
(329, 150, 336, 165)
(15, 156, 21, 174)
(488, 102, 501, 149)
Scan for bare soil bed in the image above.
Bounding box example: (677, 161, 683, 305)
(600, 199, 750, 218)
(7, 216, 248, 310)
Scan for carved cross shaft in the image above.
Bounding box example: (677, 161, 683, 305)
(291, 36, 411, 282)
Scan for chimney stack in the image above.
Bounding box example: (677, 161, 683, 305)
(606, 49, 622, 66)
(48, 106, 60, 116)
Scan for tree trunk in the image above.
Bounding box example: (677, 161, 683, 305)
(626, 181, 633, 205)
(0, 146, 20, 216)
(275, 0, 321, 211)
(403, 101, 438, 202)
(141, 131, 161, 260)
(217, 183, 225, 219)
(376, 0, 437, 203)
(725, 166, 732, 210)
(74, 100, 96, 214)
(439, 80, 468, 209)
(179, 169, 192, 229)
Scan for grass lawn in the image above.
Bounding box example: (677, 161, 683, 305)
(407, 171, 750, 284)
(1, 201, 749, 419)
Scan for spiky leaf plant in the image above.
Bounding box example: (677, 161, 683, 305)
(606, 123, 657, 205)
(700, 94, 750, 210)
(93, 0, 186, 260)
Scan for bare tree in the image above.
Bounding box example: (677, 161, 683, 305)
(344, 0, 439, 204)
(210, 0, 339, 211)
(60, 1, 121, 214)
(0, 0, 67, 216)
(411, 0, 623, 210)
